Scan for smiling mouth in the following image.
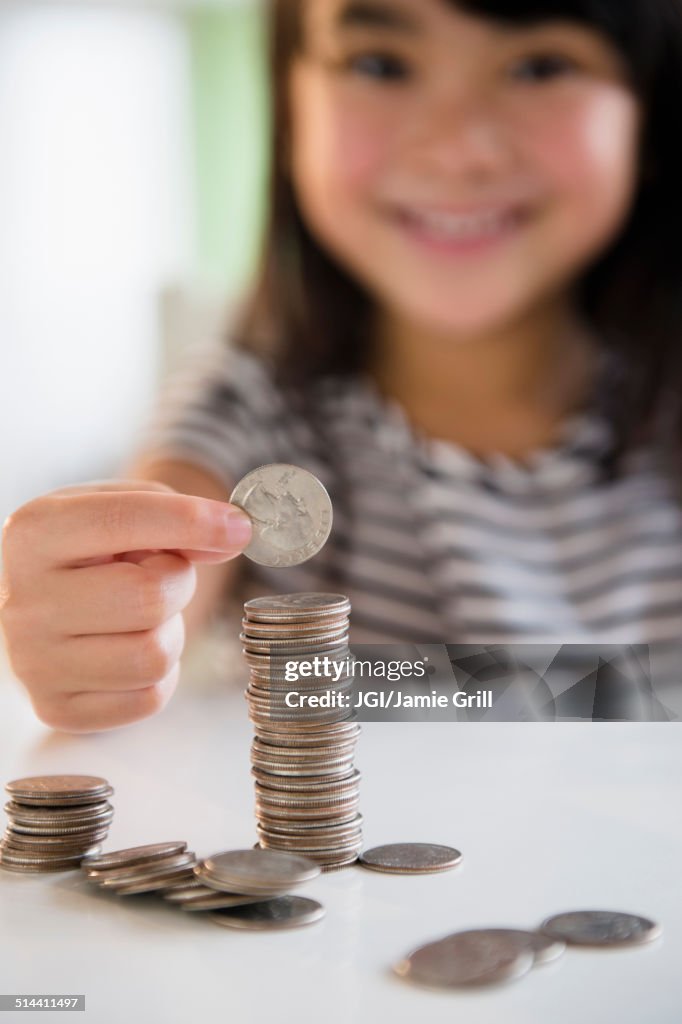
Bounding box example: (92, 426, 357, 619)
(390, 203, 531, 253)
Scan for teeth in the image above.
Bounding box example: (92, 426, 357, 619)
(408, 208, 513, 239)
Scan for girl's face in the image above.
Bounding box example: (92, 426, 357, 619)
(287, 0, 642, 337)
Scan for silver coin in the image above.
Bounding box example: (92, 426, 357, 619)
(252, 738, 357, 759)
(540, 910, 662, 947)
(4, 799, 112, 819)
(162, 884, 215, 902)
(0, 842, 102, 872)
(258, 808, 360, 830)
(253, 843, 359, 870)
(448, 928, 565, 965)
(255, 723, 361, 747)
(197, 849, 321, 894)
(395, 932, 535, 988)
(0, 857, 91, 873)
(240, 627, 349, 649)
(87, 853, 196, 885)
(81, 842, 188, 871)
(230, 465, 332, 567)
(251, 759, 355, 778)
(0, 842, 101, 863)
(7, 809, 114, 829)
(113, 868, 197, 895)
(259, 814, 363, 838)
(241, 617, 349, 638)
(251, 770, 360, 794)
(360, 843, 462, 874)
(6, 788, 115, 808)
(244, 593, 349, 620)
(180, 892, 274, 911)
(9, 820, 113, 837)
(209, 895, 325, 930)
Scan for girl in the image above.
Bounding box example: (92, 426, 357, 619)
(2, 0, 682, 732)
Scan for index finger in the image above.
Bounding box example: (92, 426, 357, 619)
(34, 491, 252, 566)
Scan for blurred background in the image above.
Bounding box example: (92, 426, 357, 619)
(0, 0, 269, 526)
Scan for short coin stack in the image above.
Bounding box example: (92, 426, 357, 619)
(0, 775, 114, 873)
(241, 593, 363, 870)
(81, 842, 197, 895)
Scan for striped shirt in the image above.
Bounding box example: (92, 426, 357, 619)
(134, 341, 682, 661)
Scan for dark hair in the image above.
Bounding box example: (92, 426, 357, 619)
(233, 0, 682, 469)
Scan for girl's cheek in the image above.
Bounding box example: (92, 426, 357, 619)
(326, 100, 404, 190)
(514, 89, 640, 214)
(290, 69, 397, 194)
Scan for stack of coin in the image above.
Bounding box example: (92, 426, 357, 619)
(81, 842, 198, 895)
(0, 775, 114, 873)
(241, 593, 363, 869)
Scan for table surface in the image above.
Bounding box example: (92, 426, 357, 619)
(0, 635, 680, 1024)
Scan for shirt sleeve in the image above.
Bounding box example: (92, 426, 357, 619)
(128, 340, 280, 490)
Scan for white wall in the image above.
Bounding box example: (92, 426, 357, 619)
(0, 3, 194, 526)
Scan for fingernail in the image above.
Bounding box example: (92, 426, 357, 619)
(227, 507, 252, 547)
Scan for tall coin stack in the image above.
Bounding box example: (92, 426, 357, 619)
(0, 775, 114, 873)
(241, 593, 362, 870)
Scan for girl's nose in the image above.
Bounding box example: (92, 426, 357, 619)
(406, 90, 513, 181)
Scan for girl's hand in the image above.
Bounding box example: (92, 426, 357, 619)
(0, 480, 252, 732)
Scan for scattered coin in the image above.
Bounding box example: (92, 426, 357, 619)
(230, 465, 332, 567)
(180, 892, 273, 912)
(194, 848, 320, 896)
(114, 870, 199, 896)
(445, 928, 565, 965)
(359, 843, 462, 874)
(89, 853, 196, 887)
(539, 910, 662, 947)
(83, 853, 198, 896)
(394, 931, 535, 988)
(81, 842, 188, 872)
(209, 895, 325, 930)
(1, 776, 114, 872)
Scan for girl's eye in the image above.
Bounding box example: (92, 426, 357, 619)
(343, 52, 409, 82)
(510, 53, 579, 82)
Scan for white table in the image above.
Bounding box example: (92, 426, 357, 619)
(0, 634, 680, 1024)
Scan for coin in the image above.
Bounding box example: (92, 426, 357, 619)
(394, 932, 535, 988)
(161, 882, 213, 902)
(3, 788, 114, 808)
(6, 776, 110, 801)
(359, 843, 462, 874)
(230, 465, 332, 567)
(81, 842, 188, 871)
(242, 592, 361, 868)
(244, 594, 350, 621)
(195, 849, 321, 895)
(180, 892, 273, 912)
(539, 911, 662, 947)
(4, 800, 112, 819)
(209, 895, 325, 930)
(1, 776, 114, 872)
(0, 843, 102, 871)
(444, 928, 565, 965)
(88, 853, 196, 885)
(114, 869, 198, 896)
